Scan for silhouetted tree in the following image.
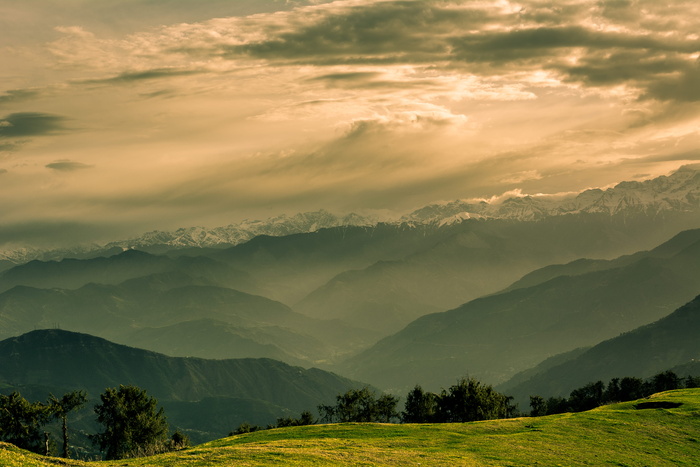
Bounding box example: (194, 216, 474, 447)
(169, 430, 190, 450)
(435, 377, 515, 423)
(0, 392, 52, 453)
(618, 376, 645, 401)
(48, 390, 87, 458)
(529, 395, 547, 417)
(229, 422, 263, 435)
(684, 375, 700, 388)
(544, 396, 569, 415)
(375, 394, 400, 423)
(650, 370, 681, 393)
(275, 410, 316, 428)
(92, 385, 169, 460)
(335, 387, 376, 422)
(402, 385, 437, 423)
(568, 381, 605, 412)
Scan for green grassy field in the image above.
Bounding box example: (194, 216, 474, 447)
(3, 389, 699, 466)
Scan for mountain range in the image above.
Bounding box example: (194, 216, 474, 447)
(339, 228, 700, 391)
(2, 165, 698, 266)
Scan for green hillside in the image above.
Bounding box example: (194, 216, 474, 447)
(2, 389, 699, 466)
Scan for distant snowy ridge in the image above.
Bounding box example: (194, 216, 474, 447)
(2, 166, 699, 264)
(105, 210, 378, 250)
(0, 211, 378, 264)
(403, 165, 700, 224)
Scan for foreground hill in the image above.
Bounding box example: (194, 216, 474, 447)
(500, 294, 700, 405)
(341, 229, 700, 390)
(0, 330, 365, 443)
(2, 389, 699, 466)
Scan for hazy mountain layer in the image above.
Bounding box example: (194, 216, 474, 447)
(499, 294, 700, 406)
(294, 213, 700, 334)
(339, 229, 700, 392)
(0, 269, 372, 365)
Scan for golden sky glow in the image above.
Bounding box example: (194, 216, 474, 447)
(1, 0, 699, 247)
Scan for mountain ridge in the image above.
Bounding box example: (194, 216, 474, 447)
(2, 165, 699, 265)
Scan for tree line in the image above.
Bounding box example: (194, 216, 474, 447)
(0, 385, 188, 460)
(231, 376, 517, 435)
(528, 370, 700, 416)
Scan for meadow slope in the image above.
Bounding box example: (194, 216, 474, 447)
(2, 389, 699, 466)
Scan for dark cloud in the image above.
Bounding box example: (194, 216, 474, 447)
(0, 89, 40, 105)
(0, 169, 7, 175)
(84, 68, 205, 85)
(309, 71, 440, 90)
(45, 160, 93, 171)
(0, 112, 66, 138)
(207, 1, 700, 103)
(224, 1, 494, 64)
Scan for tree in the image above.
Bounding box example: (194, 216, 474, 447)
(402, 385, 437, 423)
(335, 387, 376, 422)
(529, 395, 547, 417)
(375, 394, 400, 423)
(435, 377, 514, 423)
(168, 430, 190, 450)
(568, 381, 605, 412)
(650, 370, 681, 393)
(92, 385, 169, 460)
(48, 390, 87, 458)
(319, 387, 399, 423)
(0, 392, 52, 454)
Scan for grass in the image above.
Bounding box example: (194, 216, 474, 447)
(3, 389, 700, 466)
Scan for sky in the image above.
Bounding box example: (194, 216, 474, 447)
(1, 0, 699, 248)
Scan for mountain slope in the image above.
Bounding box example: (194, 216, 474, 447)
(499, 294, 700, 405)
(339, 229, 700, 391)
(0, 330, 366, 442)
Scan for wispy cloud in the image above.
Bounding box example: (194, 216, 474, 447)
(45, 160, 93, 172)
(0, 112, 67, 138)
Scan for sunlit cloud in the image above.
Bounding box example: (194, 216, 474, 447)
(0, 0, 698, 247)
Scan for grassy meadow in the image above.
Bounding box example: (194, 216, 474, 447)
(2, 389, 699, 466)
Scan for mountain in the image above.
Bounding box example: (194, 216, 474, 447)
(0, 272, 376, 365)
(403, 164, 700, 223)
(0, 210, 378, 264)
(338, 228, 700, 392)
(0, 249, 257, 295)
(498, 294, 700, 406)
(0, 330, 367, 443)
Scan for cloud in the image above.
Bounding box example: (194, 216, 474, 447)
(0, 112, 67, 138)
(83, 68, 207, 85)
(45, 160, 93, 171)
(0, 89, 41, 105)
(0, 169, 7, 175)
